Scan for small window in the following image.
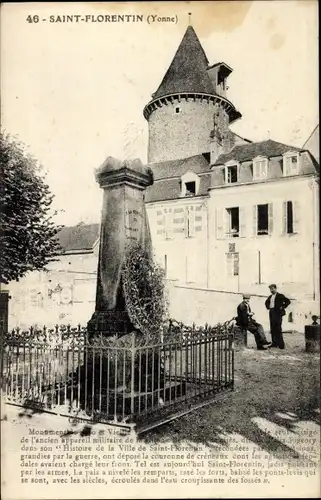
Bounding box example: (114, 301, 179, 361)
(226, 207, 239, 237)
(226, 165, 238, 184)
(283, 154, 299, 176)
(185, 181, 196, 196)
(286, 201, 294, 234)
(226, 252, 239, 277)
(180, 172, 200, 197)
(175, 107, 181, 114)
(253, 158, 268, 180)
(257, 204, 269, 235)
(283, 201, 295, 234)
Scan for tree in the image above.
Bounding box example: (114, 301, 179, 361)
(0, 131, 62, 284)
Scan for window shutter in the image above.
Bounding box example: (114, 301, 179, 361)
(161, 214, 166, 238)
(293, 201, 300, 233)
(165, 212, 173, 239)
(284, 156, 290, 176)
(216, 208, 225, 239)
(282, 201, 288, 234)
(188, 207, 196, 237)
(184, 207, 189, 237)
(239, 206, 247, 237)
(253, 205, 258, 236)
(233, 253, 240, 276)
(268, 203, 273, 235)
(226, 253, 233, 277)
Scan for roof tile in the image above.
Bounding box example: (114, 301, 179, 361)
(57, 223, 100, 253)
(152, 26, 216, 100)
(214, 139, 303, 165)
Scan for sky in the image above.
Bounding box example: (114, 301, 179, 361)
(1, 1, 318, 226)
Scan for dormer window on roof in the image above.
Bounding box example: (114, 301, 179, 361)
(282, 151, 300, 176)
(181, 171, 200, 197)
(253, 156, 268, 180)
(224, 161, 239, 184)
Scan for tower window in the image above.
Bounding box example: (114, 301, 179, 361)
(185, 182, 196, 196)
(175, 107, 181, 114)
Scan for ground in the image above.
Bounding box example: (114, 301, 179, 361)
(1, 331, 320, 499)
(142, 332, 320, 453)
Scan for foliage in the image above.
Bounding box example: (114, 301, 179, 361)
(0, 131, 62, 284)
(122, 243, 169, 340)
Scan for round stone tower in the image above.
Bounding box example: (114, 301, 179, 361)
(143, 26, 242, 164)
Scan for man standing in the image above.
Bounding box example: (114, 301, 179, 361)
(265, 284, 291, 349)
(236, 294, 271, 350)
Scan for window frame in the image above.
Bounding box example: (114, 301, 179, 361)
(226, 252, 240, 277)
(254, 203, 273, 236)
(224, 161, 239, 184)
(225, 207, 240, 238)
(283, 200, 299, 235)
(253, 156, 268, 181)
(180, 171, 200, 197)
(185, 181, 196, 197)
(282, 152, 300, 177)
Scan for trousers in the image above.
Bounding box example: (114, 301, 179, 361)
(247, 320, 268, 348)
(269, 309, 285, 348)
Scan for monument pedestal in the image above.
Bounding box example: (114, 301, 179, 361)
(87, 157, 153, 338)
(87, 311, 134, 338)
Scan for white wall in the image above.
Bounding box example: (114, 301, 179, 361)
(147, 197, 209, 287)
(208, 175, 319, 300)
(166, 281, 319, 333)
(8, 251, 98, 330)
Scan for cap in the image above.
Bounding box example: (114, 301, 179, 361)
(268, 284, 277, 289)
(243, 293, 251, 299)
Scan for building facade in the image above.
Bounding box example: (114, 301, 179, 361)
(6, 26, 319, 330)
(143, 26, 320, 327)
(7, 224, 100, 328)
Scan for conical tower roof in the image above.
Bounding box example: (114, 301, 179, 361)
(152, 26, 216, 100)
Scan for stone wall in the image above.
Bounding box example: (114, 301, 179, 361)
(147, 98, 228, 163)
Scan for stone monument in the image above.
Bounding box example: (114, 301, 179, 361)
(87, 156, 154, 337)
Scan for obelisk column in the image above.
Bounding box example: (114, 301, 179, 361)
(87, 157, 154, 337)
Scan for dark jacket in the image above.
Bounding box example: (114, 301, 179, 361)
(265, 293, 291, 315)
(236, 301, 251, 328)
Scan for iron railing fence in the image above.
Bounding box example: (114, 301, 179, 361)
(1, 322, 234, 430)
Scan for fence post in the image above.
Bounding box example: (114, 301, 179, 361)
(228, 330, 234, 388)
(130, 332, 136, 416)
